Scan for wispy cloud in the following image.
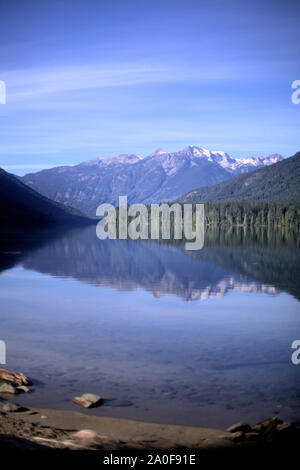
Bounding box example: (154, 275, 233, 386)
(2, 56, 292, 107)
(3, 62, 184, 104)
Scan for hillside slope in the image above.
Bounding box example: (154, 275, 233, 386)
(0, 168, 91, 227)
(181, 152, 300, 203)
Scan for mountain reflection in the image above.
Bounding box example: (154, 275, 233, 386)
(4, 225, 296, 302)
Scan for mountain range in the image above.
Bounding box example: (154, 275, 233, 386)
(181, 151, 300, 204)
(21, 146, 283, 216)
(0, 168, 90, 228)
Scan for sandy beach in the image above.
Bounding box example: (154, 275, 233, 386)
(0, 404, 299, 457)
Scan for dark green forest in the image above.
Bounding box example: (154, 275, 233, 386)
(202, 201, 300, 227)
(113, 201, 300, 246)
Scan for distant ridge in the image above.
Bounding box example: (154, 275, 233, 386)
(180, 152, 300, 204)
(21, 146, 283, 216)
(0, 168, 91, 228)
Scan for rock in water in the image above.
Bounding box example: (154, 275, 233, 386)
(0, 368, 32, 386)
(0, 382, 18, 395)
(72, 393, 103, 409)
(16, 385, 30, 393)
(227, 422, 252, 433)
(0, 368, 33, 396)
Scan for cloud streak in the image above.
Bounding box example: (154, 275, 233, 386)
(2, 55, 293, 107)
(3, 62, 187, 104)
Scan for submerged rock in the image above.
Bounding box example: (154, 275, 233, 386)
(72, 393, 103, 409)
(103, 398, 134, 407)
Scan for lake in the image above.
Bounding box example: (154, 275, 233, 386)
(0, 225, 299, 429)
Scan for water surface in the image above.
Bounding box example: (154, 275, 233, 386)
(0, 226, 299, 428)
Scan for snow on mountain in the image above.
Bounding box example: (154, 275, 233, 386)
(21, 146, 284, 216)
(75, 146, 282, 174)
(258, 154, 283, 165)
(147, 145, 283, 174)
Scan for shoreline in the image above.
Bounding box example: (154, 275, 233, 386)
(1, 405, 299, 453)
(0, 406, 238, 450)
(0, 369, 299, 452)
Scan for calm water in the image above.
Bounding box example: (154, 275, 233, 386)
(0, 226, 300, 428)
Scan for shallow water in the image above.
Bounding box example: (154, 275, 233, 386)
(0, 226, 299, 428)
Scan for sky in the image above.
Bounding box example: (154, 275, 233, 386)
(0, 0, 299, 175)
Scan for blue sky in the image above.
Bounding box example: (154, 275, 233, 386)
(0, 0, 299, 174)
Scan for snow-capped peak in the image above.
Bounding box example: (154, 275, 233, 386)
(150, 145, 283, 174)
(258, 154, 283, 165)
(79, 146, 283, 176)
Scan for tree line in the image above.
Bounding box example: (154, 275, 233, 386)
(201, 201, 300, 227)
